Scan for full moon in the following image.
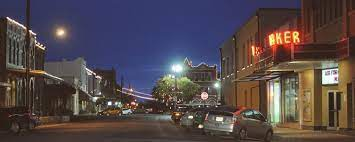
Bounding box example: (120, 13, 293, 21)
(55, 27, 66, 38)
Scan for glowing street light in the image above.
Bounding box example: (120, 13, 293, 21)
(214, 82, 220, 88)
(172, 64, 183, 73)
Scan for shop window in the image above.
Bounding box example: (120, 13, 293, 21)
(283, 77, 299, 122)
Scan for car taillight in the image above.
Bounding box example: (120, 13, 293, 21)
(204, 113, 209, 121)
(233, 116, 240, 125)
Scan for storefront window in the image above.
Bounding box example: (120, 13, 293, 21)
(283, 76, 299, 122)
(267, 78, 281, 124)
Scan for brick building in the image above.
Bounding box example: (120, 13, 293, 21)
(183, 58, 220, 106)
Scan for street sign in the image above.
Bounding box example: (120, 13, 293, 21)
(201, 92, 208, 100)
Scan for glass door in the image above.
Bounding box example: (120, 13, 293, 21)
(328, 91, 341, 130)
(284, 76, 299, 122)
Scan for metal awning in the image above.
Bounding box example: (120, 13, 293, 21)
(235, 71, 284, 82)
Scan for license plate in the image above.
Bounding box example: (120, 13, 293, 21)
(215, 117, 224, 122)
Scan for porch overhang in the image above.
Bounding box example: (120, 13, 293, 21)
(236, 42, 341, 82)
(235, 71, 285, 82)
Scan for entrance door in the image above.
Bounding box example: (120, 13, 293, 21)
(328, 91, 341, 130)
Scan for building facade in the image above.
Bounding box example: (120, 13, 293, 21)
(45, 57, 95, 115)
(220, 36, 236, 106)
(222, 2, 355, 130)
(232, 8, 300, 117)
(183, 58, 219, 106)
(0, 17, 44, 113)
(93, 68, 117, 100)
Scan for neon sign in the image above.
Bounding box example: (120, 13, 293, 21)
(251, 45, 263, 56)
(268, 31, 300, 46)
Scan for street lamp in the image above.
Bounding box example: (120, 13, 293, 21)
(172, 64, 183, 73)
(171, 64, 183, 109)
(214, 81, 221, 105)
(214, 82, 220, 88)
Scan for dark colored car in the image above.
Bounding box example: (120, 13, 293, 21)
(180, 107, 214, 131)
(171, 106, 190, 123)
(0, 107, 40, 133)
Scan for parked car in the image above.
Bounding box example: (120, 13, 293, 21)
(122, 108, 133, 115)
(97, 108, 122, 116)
(203, 106, 273, 142)
(171, 106, 189, 123)
(0, 107, 40, 133)
(180, 107, 212, 131)
(133, 108, 147, 114)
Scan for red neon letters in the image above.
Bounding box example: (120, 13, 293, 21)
(268, 31, 300, 46)
(251, 45, 263, 56)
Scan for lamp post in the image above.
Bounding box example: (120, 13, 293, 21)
(214, 81, 221, 105)
(171, 64, 182, 108)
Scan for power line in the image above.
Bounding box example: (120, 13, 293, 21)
(117, 89, 156, 101)
(123, 88, 153, 96)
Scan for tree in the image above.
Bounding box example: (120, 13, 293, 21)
(152, 75, 200, 104)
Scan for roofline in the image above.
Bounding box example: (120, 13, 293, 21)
(234, 8, 300, 37)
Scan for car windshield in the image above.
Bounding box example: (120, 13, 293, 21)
(2, 1, 351, 142)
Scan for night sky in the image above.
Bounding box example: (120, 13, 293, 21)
(0, 0, 300, 94)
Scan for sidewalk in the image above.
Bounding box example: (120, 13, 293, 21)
(273, 127, 355, 141)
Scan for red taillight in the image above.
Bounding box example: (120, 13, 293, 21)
(204, 113, 209, 121)
(233, 116, 240, 125)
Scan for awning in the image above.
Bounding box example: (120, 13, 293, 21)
(235, 71, 285, 82)
(7, 68, 63, 82)
(44, 83, 76, 95)
(79, 89, 93, 101)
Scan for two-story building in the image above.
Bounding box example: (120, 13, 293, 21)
(223, 2, 355, 130)
(183, 58, 220, 106)
(45, 57, 96, 115)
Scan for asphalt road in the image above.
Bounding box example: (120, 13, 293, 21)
(1, 114, 355, 142)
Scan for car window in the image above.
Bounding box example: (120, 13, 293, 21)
(241, 110, 254, 119)
(253, 110, 265, 121)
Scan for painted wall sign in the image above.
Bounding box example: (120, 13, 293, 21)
(322, 68, 339, 85)
(268, 31, 300, 47)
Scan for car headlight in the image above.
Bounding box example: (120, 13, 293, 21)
(188, 115, 194, 119)
(175, 113, 181, 116)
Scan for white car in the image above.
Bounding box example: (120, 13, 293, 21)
(122, 108, 133, 115)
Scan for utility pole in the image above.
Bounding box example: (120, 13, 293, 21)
(25, 0, 31, 112)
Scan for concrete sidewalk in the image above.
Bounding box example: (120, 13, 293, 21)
(273, 127, 355, 141)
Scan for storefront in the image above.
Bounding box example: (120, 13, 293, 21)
(267, 74, 299, 126)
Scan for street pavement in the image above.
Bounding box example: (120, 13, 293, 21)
(1, 114, 355, 142)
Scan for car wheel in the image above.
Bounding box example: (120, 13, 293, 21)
(236, 128, 247, 141)
(264, 130, 273, 142)
(10, 121, 20, 134)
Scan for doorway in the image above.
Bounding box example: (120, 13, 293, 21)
(328, 91, 341, 130)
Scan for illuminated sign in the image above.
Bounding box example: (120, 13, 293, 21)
(268, 31, 300, 47)
(322, 68, 338, 85)
(251, 45, 263, 56)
